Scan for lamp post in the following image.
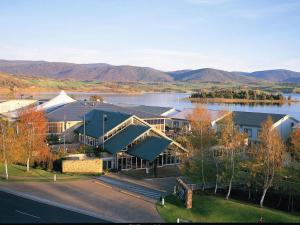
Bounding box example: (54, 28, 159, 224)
(64, 114, 66, 153)
(102, 113, 107, 151)
(83, 99, 87, 153)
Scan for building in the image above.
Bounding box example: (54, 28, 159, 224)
(46, 101, 170, 143)
(74, 109, 187, 170)
(123, 104, 177, 117)
(293, 123, 300, 131)
(218, 111, 299, 143)
(167, 108, 229, 132)
(36, 90, 76, 112)
(0, 99, 38, 120)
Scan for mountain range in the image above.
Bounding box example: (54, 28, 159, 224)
(0, 59, 300, 83)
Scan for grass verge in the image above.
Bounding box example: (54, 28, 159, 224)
(0, 163, 98, 182)
(156, 194, 300, 223)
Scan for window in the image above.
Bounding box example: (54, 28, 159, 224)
(257, 129, 262, 137)
(291, 122, 295, 128)
(244, 128, 252, 138)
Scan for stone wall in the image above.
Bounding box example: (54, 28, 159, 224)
(62, 158, 103, 173)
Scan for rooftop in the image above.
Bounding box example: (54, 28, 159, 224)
(36, 90, 76, 112)
(46, 101, 166, 122)
(230, 111, 288, 127)
(75, 109, 132, 138)
(127, 136, 172, 161)
(104, 124, 150, 154)
(122, 104, 175, 116)
(171, 108, 228, 122)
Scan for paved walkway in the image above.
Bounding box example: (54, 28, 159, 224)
(107, 172, 177, 193)
(96, 176, 165, 200)
(0, 179, 163, 223)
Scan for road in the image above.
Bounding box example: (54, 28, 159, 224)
(1, 179, 164, 223)
(0, 191, 108, 223)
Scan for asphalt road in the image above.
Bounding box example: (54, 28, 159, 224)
(0, 191, 109, 223)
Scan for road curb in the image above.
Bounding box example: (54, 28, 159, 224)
(0, 187, 126, 223)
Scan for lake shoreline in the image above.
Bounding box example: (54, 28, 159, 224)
(188, 97, 300, 104)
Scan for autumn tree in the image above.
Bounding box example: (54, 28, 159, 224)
(288, 128, 300, 160)
(17, 105, 50, 172)
(255, 116, 284, 207)
(217, 112, 246, 200)
(0, 119, 16, 179)
(210, 145, 223, 194)
(187, 104, 215, 190)
(240, 146, 260, 200)
(281, 128, 300, 211)
(89, 95, 104, 102)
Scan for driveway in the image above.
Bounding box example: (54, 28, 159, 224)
(0, 191, 107, 223)
(0, 179, 163, 223)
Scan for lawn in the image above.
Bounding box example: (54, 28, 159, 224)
(157, 194, 300, 223)
(0, 163, 96, 182)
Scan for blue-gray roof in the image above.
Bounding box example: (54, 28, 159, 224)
(46, 101, 164, 122)
(104, 125, 150, 154)
(75, 109, 132, 138)
(231, 111, 287, 127)
(127, 136, 172, 162)
(123, 105, 173, 116)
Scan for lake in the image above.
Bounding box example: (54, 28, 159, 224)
(18, 91, 300, 121)
(102, 92, 300, 120)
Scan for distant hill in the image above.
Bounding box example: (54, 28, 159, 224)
(0, 60, 172, 82)
(0, 72, 29, 88)
(244, 69, 300, 82)
(0, 59, 300, 83)
(168, 68, 258, 83)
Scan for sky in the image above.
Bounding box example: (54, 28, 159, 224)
(0, 0, 300, 72)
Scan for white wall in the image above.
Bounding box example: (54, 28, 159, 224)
(274, 116, 297, 141)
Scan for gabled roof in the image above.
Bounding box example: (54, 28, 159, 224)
(75, 109, 132, 138)
(104, 125, 151, 154)
(230, 111, 288, 127)
(127, 136, 172, 162)
(46, 101, 165, 122)
(37, 90, 76, 112)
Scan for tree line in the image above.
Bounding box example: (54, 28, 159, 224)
(0, 105, 54, 179)
(177, 106, 300, 210)
(190, 89, 287, 101)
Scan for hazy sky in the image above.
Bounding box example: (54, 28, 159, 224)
(0, 0, 300, 71)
